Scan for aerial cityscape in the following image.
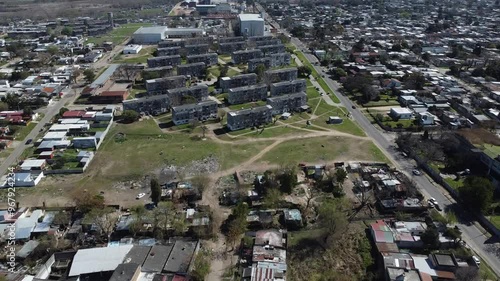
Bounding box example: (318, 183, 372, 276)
(0, 0, 500, 280)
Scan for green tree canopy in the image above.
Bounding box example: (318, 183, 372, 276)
(121, 110, 139, 123)
(459, 176, 494, 212)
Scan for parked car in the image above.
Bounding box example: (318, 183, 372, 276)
(351, 105, 356, 109)
(412, 169, 422, 176)
(136, 193, 146, 199)
(25, 139, 33, 145)
(472, 255, 480, 266)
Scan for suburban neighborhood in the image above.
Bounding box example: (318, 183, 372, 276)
(0, 0, 500, 280)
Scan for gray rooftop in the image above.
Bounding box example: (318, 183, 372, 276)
(68, 245, 133, 276)
(109, 263, 141, 281)
(91, 64, 120, 88)
(142, 244, 174, 273)
(134, 26, 168, 35)
(124, 245, 151, 266)
(163, 240, 199, 274)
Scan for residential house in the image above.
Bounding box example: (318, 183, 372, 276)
(389, 107, 413, 120)
(171, 100, 218, 125)
(227, 105, 273, 131)
(227, 84, 268, 105)
(417, 111, 436, 126)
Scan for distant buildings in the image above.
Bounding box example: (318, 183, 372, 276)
(265, 68, 298, 84)
(220, 73, 258, 92)
(145, 76, 186, 95)
(177, 62, 207, 77)
(270, 79, 306, 96)
(132, 26, 168, 44)
(147, 55, 182, 68)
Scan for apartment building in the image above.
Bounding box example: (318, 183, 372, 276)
(228, 84, 268, 105)
(270, 79, 307, 96)
(145, 76, 187, 95)
(172, 100, 218, 125)
(186, 53, 218, 66)
(265, 67, 298, 84)
(220, 73, 258, 92)
(167, 84, 209, 106)
(267, 92, 307, 115)
(227, 105, 273, 131)
(177, 62, 206, 77)
(147, 55, 182, 68)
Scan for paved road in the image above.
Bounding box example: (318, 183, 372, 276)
(266, 15, 500, 275)
(0, 88, 79, 178)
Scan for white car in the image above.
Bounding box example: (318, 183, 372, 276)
(472, 255, 480, 266)
(428, 198, 438, 205)
(412, 169, 422, 176)
(136, 193, 146, 199)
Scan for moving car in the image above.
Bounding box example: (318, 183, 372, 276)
(412, 169, 422, 176)
(136, 193, 146, 199)
(351, 105, 356, 109)
(25, 139, 33, 145)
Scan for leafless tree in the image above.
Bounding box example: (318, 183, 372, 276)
(84, 207, 118, 242)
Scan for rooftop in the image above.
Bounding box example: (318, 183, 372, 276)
(68, 245, 133, 276)
(238, 13, 264, 21)
(134, 26, 168, 35)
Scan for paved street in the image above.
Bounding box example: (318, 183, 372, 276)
(258, 11, 500, 274)
(0, 88, 80, 179)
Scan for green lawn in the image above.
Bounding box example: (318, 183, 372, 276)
(86, 23, 152, 45)
(306, 87, 321, 99)
(227, 68, 240, 77)
(261, 136, 388, 165)
(381, 119, 415, 129)
(482, 144, 500, 159)
(489, 216, 500, 230)
(129, 84, 146, 99)
(89, 119, 274, 178)
(306, 79, 313, 87)
(444, 177, 464, 189)
(227, 101, 267, 110)
(311, 117, 366, 137)
(113, 48, 155, 64)
(288, 229, 324, 247)
(219, 55, 232, 63)
(364, 100, 400, 107)
(208, 66, 221, 78)
(13, 122, 37, 141)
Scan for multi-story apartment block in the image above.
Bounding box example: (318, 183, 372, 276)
(183, 44, 210, 56)
(219, 36, 245, 44)
(147, 55, 182, 68)
(257, 44, 286, 55)
(248, 36, 276, 42)
(270, 79, 307, 96)
(142, 66, 175, 78)
(177, 62, 206, 77)
(123, 94, 170, 116)
(172, 100, 218, 125)
(145, 75, 187, 95)
(248, 53, 291, 71)
(227, 105, 273, 131)
(220, 73, 258, 92)
(232, 49, 263, 64)
(167, 85, 209, 106)
(157, 47, 181, 56)
(265, 68, 298, 84)
(187, 53, 218, 66)
(267, 92, 307, 115)
(158, 40, 184, 48)
(253, 39, 282, 47)
(228, 84, 268, 105)
(218, 42, 247, 54)
(184, 37, 213, 46)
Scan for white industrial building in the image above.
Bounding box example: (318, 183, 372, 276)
(122, 44, 143, 54)
(132, 26, 168, 44)
(238, 14, 265, 37)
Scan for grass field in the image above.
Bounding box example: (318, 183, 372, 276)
(86, 23, 152, 45)
(306, 87, 321, 99)
(227, 68, 240, 77)
(13, 122, 37, 141)
(489, 216, 500, 230)
(113, 47, 155, 64)
(311, 118, 366, 137)
(261, 136, 387, 165)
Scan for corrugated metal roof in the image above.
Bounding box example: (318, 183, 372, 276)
(68, 245, 133, 276)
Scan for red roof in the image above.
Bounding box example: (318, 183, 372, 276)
(172, 275, 188, 281)
(0, 111, 23, 117)
(42, 87, 55, 93)
(100, 91, 128, 98)
(62, 110, 85, 118)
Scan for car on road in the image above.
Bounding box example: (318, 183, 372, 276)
(136, 193, 146, 199)
(351, 105, 356, 109)
(472, 255, 480, 266)
(412, 169, 422, 176)
(25, 139, 33, 145)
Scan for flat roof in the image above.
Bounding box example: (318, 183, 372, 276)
(163, 240, 198, 273)
(68, 245, 133, 276)
(91, 64, 120, 88)
(142, 244, 173, 272)
(391, 107, 413, 114)
(134, 26, 168, 35)
(239, 14, 264, 21)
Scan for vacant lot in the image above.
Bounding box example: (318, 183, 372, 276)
(261, 136, 388, 165)
(87, 23, 152, 45)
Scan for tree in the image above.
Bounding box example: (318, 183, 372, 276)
(190, 250, 212, 281)
(71, 69, 81, 84)
(420, 226, 440, 249)
(297, 66, 312, 78)
(84, 207, 118, 241)
(471, 67, 485, 77)
(278, 166, 297, 194)
(220, 65, 229, 77)
(150, 177, 162, 205)
(59, 107, 69, 116)
(459, 176, 494, 212)
(263, 188, 281, 208)
(473, 45, 482, 56)
(0, 102, 8, 112)
(9, 71, 30, 82)
(455, 266, 479, 281)
(61, 26, 73, 36)
(404, 72, 426, 90)
(83, 69, 95, 83)
(46, 46, 59, 56)
(23, 106, 33, 116)
(200, 125, 208, 139)
(254, 64, 266, 82)
(115, 64, 137, 82)
(335, 168, 347, 188)
(52, 211, 71, 228)
(121, 110, 139, 123)
(422, 52, 431, 61)
(72, 191, 105, 213)
(318, 198, 349, 243)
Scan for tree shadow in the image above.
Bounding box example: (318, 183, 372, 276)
(213, 127, 231, 136)
(158, 121, 175, 129)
